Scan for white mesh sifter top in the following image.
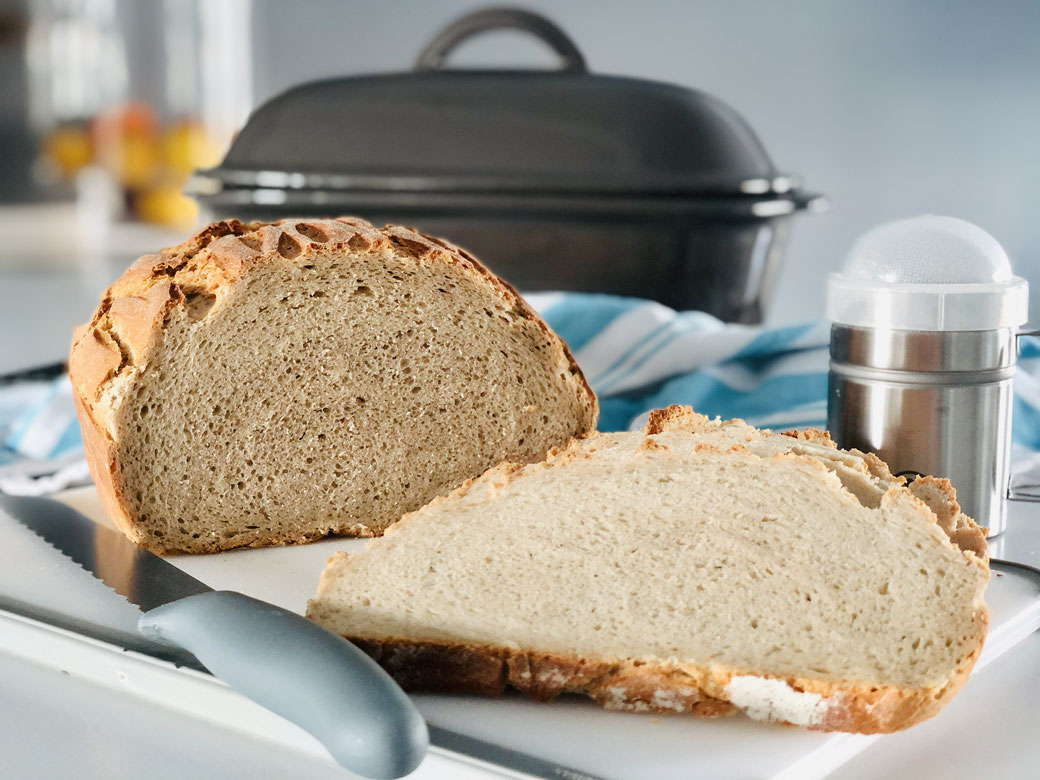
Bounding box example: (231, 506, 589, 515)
(827, 215, 1028, 331)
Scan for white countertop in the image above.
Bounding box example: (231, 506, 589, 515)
(1, 206, 1038, 779)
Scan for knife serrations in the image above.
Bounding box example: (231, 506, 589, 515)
(0, 495, 212, 613)
(2, 494, 603, 780)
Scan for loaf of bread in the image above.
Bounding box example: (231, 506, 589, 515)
(307, 406, 989, 734)
(69, 217, 597, 554)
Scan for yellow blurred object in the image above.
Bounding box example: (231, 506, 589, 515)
(135, 185, 199, 228)
(162, 120, 222, 175)
(92, 102, 162, 188)
(44, 102, 216, 226)
(105, 133, 161, 188)
(41, 126, 93, 178)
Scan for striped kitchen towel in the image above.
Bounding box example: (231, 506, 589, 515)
(527, 293, 831, 433)
(2, 292, 1040, 495)
(0, 373, 90, 495)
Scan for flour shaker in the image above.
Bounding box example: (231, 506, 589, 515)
(827, 216, 1029, 537)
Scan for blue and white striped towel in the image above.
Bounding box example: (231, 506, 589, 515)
(3, 292, 1040, 495)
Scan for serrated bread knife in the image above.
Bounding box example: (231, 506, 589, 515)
(0, 493, 427, 780)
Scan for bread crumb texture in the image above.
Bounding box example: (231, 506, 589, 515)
(308, 406, 989, 733)
(69, 217, 597, 553)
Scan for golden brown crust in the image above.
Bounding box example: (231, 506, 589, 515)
(70, 390, 138, 543)
(638, 407, 986, 558)
(69, 217, 597, 554)
(909, 476, 989, 560)
(339, 612, 987, 732)
(643, 404, 712, 435)
(348, 636, 736, 717)
(781, 427, 837, 448)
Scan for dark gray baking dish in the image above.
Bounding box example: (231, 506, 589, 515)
(188, 8, 825, 322)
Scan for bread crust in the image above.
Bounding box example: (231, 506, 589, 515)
(341, 615, 987, 732)
(309, 405, 990, 733)
(69, 217, 597, 554)
(350, 637, 737, 717)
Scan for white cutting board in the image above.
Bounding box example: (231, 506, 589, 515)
(5, 487, 1040, 780)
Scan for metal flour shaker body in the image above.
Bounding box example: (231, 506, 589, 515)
(825, 216, 1029, 537)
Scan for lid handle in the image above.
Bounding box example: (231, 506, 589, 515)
(415, 8, 588, 73)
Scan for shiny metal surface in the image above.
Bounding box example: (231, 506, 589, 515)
(829, 361, 1014, 386)
(830, 326, 1016, 372)
(828, 367, 1012, 535)
(0, 495, 212, 612)
(0, 592, 203, 669)
(828, 324, 1022, 535)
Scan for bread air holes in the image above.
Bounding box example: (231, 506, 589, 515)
(295, 223, 329, 243)
(277, 232, 303, 259)
(238, 234, 262, 252)
(184, 290, 216, 321)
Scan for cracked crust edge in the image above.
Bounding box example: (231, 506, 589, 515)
(68, 217, 598, 554)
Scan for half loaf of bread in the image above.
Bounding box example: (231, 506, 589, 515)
(69, 217, 597, 554)
(307, 406, 988, 733)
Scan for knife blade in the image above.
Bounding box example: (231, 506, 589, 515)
(1, 494, 606, 780)
(2, 493, 213, 612)
(0, 493, 427, 780)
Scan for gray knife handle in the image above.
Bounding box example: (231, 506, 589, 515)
(138, 591, 427, 779)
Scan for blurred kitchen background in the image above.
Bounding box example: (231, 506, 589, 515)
(0, 0, 1038, 373)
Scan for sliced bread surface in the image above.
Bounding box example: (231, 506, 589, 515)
(69, 217, 597, 554)
(307, 406, 989, 733)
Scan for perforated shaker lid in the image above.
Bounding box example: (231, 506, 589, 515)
(827, 215, 1028, 331)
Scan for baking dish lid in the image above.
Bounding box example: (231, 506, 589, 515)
(191, 9, 808, 201)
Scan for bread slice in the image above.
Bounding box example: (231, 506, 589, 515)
(307, 406, 989, 734)
(69, 217, 597, 554)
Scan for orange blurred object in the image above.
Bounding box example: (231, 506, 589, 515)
(91, 101, 160, 143)
(92, 102, 162, 188)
